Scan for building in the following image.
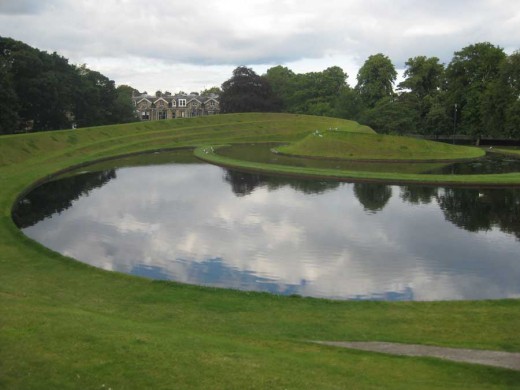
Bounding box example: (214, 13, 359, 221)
(132, 92, 220, 121)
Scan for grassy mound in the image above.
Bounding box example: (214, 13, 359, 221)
(1, 113, 520, 388)
(276, 131, 485, 161)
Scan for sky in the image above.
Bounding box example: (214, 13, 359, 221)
(0, 0, 519, 94)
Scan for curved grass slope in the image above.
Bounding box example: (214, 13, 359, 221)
(1, 113, 520, 389)
(276, 131, 485, 161)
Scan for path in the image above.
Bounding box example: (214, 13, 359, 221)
(314, 341, 520, 371)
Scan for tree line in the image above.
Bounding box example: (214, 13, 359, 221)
(219, 42, 520, 142)
(0, 36, 138, 134)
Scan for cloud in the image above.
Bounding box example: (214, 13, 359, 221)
(0, 0, 57, 15)
(0, 0, 518, 91)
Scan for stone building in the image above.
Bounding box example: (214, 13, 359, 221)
(132, 92, 220, 121)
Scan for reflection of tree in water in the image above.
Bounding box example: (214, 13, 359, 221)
(400, 186, 438, 205)
(13, 170, 116, 228)
(353, 183, 392, 213)
(437, 187, 520, 239)
(223, 169, 340, 197)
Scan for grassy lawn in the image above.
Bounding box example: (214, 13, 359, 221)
(1, 113, 520, 389)
(276, 131, 485, 161)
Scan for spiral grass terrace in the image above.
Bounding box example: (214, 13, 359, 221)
(1, 113, 520, 389)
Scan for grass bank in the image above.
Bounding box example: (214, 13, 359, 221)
(276, 131, 485, 161)
(197, 146, 520, 186)
(1, 113, 520, 389)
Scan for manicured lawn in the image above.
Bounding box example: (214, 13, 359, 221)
(276, 131, 484, 161)
(1, 113, 520, 389)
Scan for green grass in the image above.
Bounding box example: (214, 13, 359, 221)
(197, 145, 520, 186)
(2, 113, 520, 389)
(276, 131, 485, 161)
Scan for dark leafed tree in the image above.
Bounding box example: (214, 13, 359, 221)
(220, 66, 279, 113)
(0, 36, 139, 133)
(396, 56, 445, 135)
(0, 56, 19, 134)
(398, 56, 444, 99)
(445, 42, 506, 143)
(264, 65, 296, 111)
(355, 53, 397, 108)
(481, 51, 520, 138)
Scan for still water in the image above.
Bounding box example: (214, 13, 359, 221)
(13, 151, 520, 301)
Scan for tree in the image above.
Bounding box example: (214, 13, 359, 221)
(0, 56, 19, 134)
(74, 66, 118, 127)
(220, 66, 278, 113)
(112, 85, 139, 124)
(445, 42, 506, 142)
(199, 86, 222, 96)
(359, 96, 418, 134)
(397, 56, 445, 135)
(265, 65, 348, 116)
(356, 53, 397, 108)
(481, 51, 520, 138)
(264, 65, 296, 111)
(398, 56, 444, 99)
(0, 36, 138, 133)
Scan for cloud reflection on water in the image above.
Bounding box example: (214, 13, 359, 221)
(19, 162, 520, 301)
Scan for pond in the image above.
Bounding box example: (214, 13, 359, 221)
(13, 150, 520, 301)
(216, 143, 520, 174)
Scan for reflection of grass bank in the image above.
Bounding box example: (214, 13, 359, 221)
(492, 147, 520, 157)
(197, 145, 520, 186)
(216, 143, 450, 174)
(1, 113, 520, 388)
(276, 131, 485, 161)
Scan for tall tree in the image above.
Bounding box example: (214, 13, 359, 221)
(113, 85, 139, 124)
(220, 66, 278, 113)
(356, 53, 397, 108)
(445, 42, 506, 142)
(0, 55, 19, 134)
(481, 51, 520, 138)
(264, 65, 296, 111)
(398, 56, 444, 98)
(398, 56, 445, 135)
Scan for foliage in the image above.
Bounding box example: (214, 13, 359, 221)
(0, 56, 19, 133)
(0, 36, 137, 134)
(445, 42, 507, 141)
(355, 53, 397, 108)
(220, 66, 279, 113)
(199, 86, 222, 96)
(359, 96, 418, 135)
(264, 44, 519, 140)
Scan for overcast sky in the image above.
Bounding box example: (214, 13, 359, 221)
(1, 0, 519, 93)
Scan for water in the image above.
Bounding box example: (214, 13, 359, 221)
(216, 143, 520, 174)
(12, 151, 520, 301)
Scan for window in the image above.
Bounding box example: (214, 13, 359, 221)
(159, 111, 167, 120)
(179, 99, 186, 107)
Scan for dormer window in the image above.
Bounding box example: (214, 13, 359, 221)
(179, 99, 187, 107)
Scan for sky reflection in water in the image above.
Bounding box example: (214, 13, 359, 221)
(15, 155, 520, 301)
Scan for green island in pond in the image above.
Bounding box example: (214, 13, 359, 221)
(275, 130, 485, 161)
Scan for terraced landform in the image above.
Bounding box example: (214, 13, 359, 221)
(2, 113, 520, 389)
(275, 131, 485, 161)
